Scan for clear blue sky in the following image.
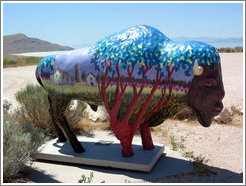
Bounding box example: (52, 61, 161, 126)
(2, 2, 244, 47)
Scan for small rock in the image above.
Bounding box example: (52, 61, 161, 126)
(69, 100, 78, 111)
(238, 107, 243, 115)
(231, 105, 243, 116)
(3, 97, 15, 114)
(83, 105, 108, 122)
(214, 107, 233, 124)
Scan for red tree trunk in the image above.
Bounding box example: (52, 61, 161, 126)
(110, 119, 136, 157)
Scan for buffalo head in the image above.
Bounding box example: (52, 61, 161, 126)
(187, 60, 225, 127)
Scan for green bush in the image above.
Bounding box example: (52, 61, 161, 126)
(78, 172, 94, 183)
(3, 113, 47, 182)
(3, 58, 17, 67)
(26, 57, 42, 64)
(3, 56, 43, 68)
(216, 46, 243, 53)
(234, 47, 243, 52)
(15, 84, 55, 136)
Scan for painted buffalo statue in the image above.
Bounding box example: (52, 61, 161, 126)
(36, 25, 225, 157)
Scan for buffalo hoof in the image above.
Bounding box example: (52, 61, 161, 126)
(58, 136, 67, 142)
(72, 143, 86, 153)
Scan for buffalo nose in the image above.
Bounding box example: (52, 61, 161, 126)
(214, 102, 224, 113)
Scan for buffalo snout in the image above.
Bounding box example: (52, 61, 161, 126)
(188, 64, 225, 127)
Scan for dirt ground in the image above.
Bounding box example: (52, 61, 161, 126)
(2, 53, 244, 183)
(146, 118, 244, 183)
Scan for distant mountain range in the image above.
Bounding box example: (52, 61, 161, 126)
(3, 33, 73, 55)
(173, 36, 243, 43)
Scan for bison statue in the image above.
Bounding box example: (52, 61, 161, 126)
(36, 25, 225, 157)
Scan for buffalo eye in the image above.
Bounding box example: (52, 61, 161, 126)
(204, 79, 217, 87)
(204, 82, 212, 87)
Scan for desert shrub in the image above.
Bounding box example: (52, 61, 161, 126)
(15, 84, 89, 136)
(216, 46, 243, 53)
(3, 58, 17, 67)
(15, 84, 54, 136)
(65, 100, 87, 126)
(3, 56, 43, 68)
(234, 47, 243, 52)
(3, 112, 47, 182)
(25, 57, 42, 64)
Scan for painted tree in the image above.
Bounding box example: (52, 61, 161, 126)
(88, 26, 181, 157)
(93, 54, 176, 156)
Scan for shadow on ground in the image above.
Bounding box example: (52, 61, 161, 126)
(24, 165, 61, 183)
(26, 137, 243, 183)
(26, 157, 243, 183)
(26, 153, 192, 183)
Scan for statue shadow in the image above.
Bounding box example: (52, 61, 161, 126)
(31, 140, 243, 183)
(35, 140, 193, 182)
(53, 140, 163, 164)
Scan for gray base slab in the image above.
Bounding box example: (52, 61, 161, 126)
(34, 136, 164, 172)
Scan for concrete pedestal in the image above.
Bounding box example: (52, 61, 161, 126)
(34, 136, 164, 172)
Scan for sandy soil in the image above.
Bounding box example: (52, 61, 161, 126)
(3, 65, 38, 107)
(2, 53, 244, 183)
(147, 119, 244, 183)
(220, 53, 244, 108)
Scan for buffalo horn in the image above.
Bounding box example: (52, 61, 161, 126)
(193, 60, 204, 76)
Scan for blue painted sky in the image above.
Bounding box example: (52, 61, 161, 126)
(2, 2, 244, 47)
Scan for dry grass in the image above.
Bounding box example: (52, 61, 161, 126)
(170, 105, 243, 128)
(72, 117, 110, 134)
(3, 55, 43, 68)
(224, 113, 243, 128)
(172, 107, 197, 121)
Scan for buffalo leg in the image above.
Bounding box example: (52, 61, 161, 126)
(49, 97, 85, 153)
(140, 124, 154, 150)
(48, 96, 67, 142)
